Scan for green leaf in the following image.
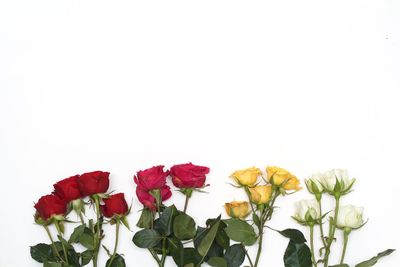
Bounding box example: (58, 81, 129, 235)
(81, 250, 94, 266)
(136, 208, 153, 229)
(158, 205, 178, 236)
(173, 214, 196, 240)
(43, 263, 63, 267)
(355, 249, 395, 267)
(208, 257, 228, 267)
(224, 244, 245, 267)
(284, 240, 312, 267)
(252, 213, 261, 227)
(278, 229, 307, 243)
(330, 265, 350, 267)
(106, 254, 126, 267)
(30, 243, 56, 263)
(167, 237, 184, 256)
(67, 248, 80, 267)
(68, 225, 85, 243)
(224, 219, 257, 246)
(197, 217, 221, 257)
(172, 247, 203, 267)
(132, 229, 161, 248)
(79, 229, 95, 250)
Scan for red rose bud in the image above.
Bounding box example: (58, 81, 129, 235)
(34, 194, 67, 221)
(136, 185, 172, 211)
(101, 193, 129, 218)
(53, 175, 82, 202)
(170, 163, 210, 189)
(134, 165, 169, 191)
(77, 171, 110, 196)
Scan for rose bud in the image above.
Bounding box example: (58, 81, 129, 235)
(319, 169, 355, 197)
(101, 193, 129, 218)
(266, 166, 301, 192)
(230, 167, 261, 186)
(34, 194, 67, 221)
(77, 171, 110, 196)
(224, 201, 250, 219)
(136, 185, 172, 211)
(53, 175, 82, 202)
(293, 199, 321, 225)
(304, 172, 325, 199)
(249, 185, 272, 205)
(170, 163, 210, 189)
(134, 165, 169, 191)
(336, 205, 365, 230)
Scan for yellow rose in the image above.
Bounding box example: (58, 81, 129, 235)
(266, 166, 301, 191)
(224, 201, 250, 219)
(249, 185, 272, 204)
(230, 167, 261, 186)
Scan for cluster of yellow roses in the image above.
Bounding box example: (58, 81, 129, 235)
(225, 166, 301, 219)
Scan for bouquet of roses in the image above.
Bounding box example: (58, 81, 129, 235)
(31, 171, 130, 267)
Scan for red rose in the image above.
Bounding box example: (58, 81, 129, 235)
(136, 185, 172, 211)
(134, 165, 169, 191)
(34, 194, 67, 220)
(170, 163, 210, 188)
(101, 193, 129, 218)
(53, 175, 82, 202)
(77, 171, 110, 196)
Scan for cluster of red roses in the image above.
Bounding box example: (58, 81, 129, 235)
(134, 163, 210, 211)
(34, 171, 128, 223)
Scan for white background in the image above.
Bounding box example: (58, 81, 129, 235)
(1, 1, 399, 266)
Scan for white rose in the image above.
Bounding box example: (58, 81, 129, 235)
(293, 199, 320, 224)
(320, 169, 355, 194)
(336, 205, 364, 229)
(305, 172, 324, 194)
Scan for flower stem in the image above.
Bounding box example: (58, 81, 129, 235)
(93, 196, 102, 267)
(43, 225, 63, 262)
(78, 212, 85, 225)
(54, 221, 69, 264)
(107, 220, 120, 267)
(340, 230, 350, 264)
(242, 243, 254, 267)
(317, 198, 327, 249)
(183, 193, 190, 214)
(160, 237, 167, 267)
(254, 209, 265, 267)
(149, 248, 162, 266)
(310, 225, 317, 267)
(324, 196, 340, 267)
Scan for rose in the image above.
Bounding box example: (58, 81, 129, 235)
(101, 193, 129, 218)
(53, 175, 82, 202)
(249, 185, 272, 204)
(134, 165, 169, 191)
(170, 163, 210, 188)
(266, 166, 301, 191)
(136, 185, 172, 211)
(305, 172, 324, 196)
(320, 169, 355, 195)
(77, 171, 110, 196)
(34, 194, 67, 221)
(230, 167, 261, 186)
(336, 205, 364, 229)
(293, 199, 320, 225)
(224, 201, 250, 219)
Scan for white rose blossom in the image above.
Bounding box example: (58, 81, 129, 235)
(293, 199, 321, 224)
(336, 205, 364, 229)
(305, 172, 325, 195)
(319, 169, 355, 195)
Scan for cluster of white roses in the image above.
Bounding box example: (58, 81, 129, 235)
(293, 169, 365, 267)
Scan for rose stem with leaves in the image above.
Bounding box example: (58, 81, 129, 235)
(107, 219, 120, 267)
(43, 225, 64, 262)
(93, 195, 102, 267)
(54, 221, 69, 265)
(254, 190, 279, 267)
(323, 195, 340, 267)
(317, 198, 327, 249)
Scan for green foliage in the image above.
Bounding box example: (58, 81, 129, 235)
(223, 219, 257, 246)
(355, 249, 395, 267)
(132, 229, 162, 248)
(173, 214, 197, 240)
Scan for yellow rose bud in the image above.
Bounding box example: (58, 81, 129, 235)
(266, 166, 301, 191)
(249, 185, 272, 204)
(224, 201, 250, 219)
(230, 167, 261, 186)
